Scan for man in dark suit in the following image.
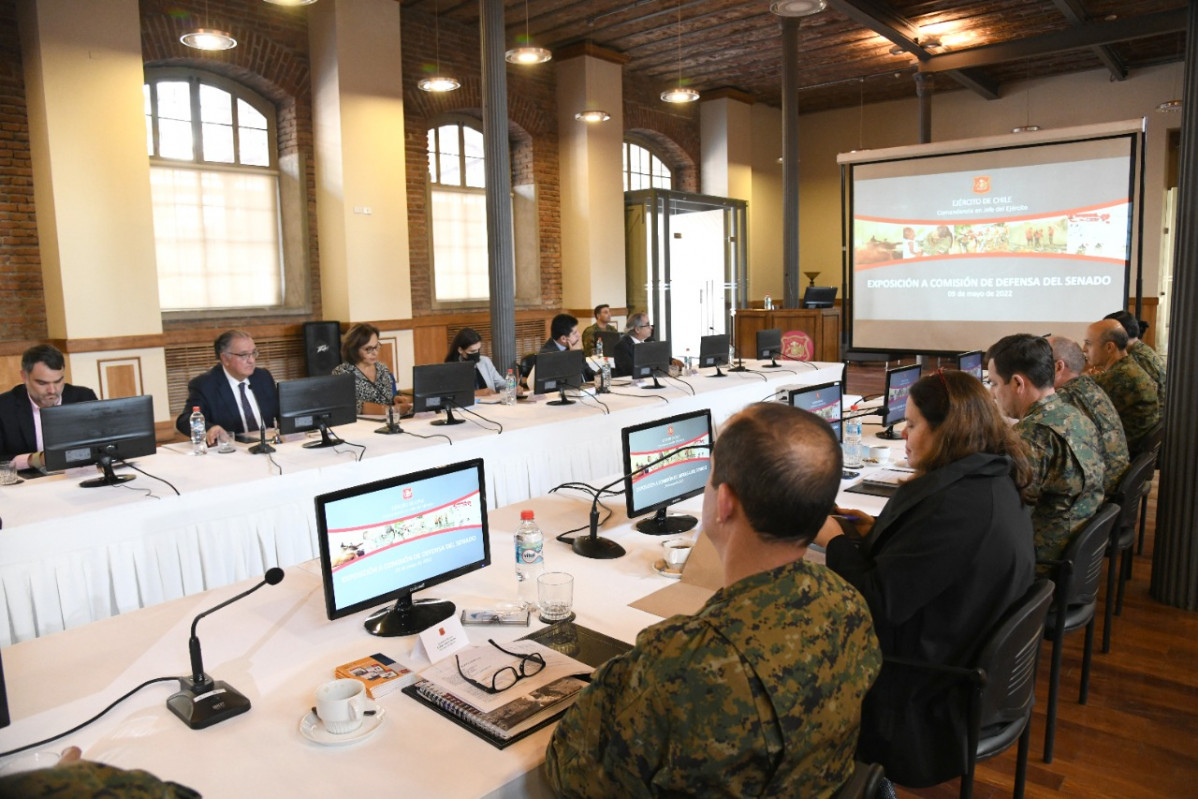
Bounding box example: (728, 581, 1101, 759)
(613, 311, 655, 378)
(0, 345, 98, 469)
(175, 330, 278, 446)
(539, 313, 595, 383)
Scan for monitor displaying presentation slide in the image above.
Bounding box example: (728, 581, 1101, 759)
(844, 128, 1135, 352)
(789, 381, 843, 440)
(315, 459, 489, 635)
(622, 409, 712, 534)
(881, 363, 922, 429)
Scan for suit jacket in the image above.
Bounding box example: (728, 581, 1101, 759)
(612, 334, 637, 377)
(174, 365, 278, 436)
(0, 383, 99, 460)
(825, 452, 1035, 787)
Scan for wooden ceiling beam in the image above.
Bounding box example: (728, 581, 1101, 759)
(1050, 0, 1127, 80)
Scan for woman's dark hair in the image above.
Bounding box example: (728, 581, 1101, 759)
(341, 323, 380, 365)
(445, 328, 482, 363)
(909, 370, 1033, 502)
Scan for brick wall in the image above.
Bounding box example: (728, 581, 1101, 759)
(623, 71, 701, 192)
(0, 0, 46, 342)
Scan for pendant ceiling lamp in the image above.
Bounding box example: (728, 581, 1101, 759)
(419, 0, 461, 93)
(181, 0, 236, 51)
(506, 0, 552, 65)
(661, 0, 698, 103)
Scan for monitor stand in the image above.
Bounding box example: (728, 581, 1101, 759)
(707, 364, 727, 378)
(761, 353, 781, 368)
(877, 424, 901, 440)
(365, 594, 456, 637)
(641, 373, 666, 390)
(303, 421, 343, 448)
(547, 386, 575, 406)
(80, 454, 135, 488)
(431, 405, 465, 425)
(635, 507, 699, 535)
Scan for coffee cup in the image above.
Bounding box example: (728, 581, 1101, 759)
(315, 678, 367, 734)
(663, 539, 693, 570)
(868, 445, 890, 464)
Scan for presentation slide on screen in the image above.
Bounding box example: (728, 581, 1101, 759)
(791, 385, 842, 436)
(885, 367, 920, 425)
(324, 469, 485, 610)
(850, 135, 1133, 352)
(628, 416, 711, 512)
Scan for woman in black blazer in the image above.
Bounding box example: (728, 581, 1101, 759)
(815, 370, 1036, 788)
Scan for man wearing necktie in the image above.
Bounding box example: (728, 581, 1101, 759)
(174, 330, 279, 446)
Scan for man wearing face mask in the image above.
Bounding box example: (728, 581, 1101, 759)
(445, 327, 508, 396)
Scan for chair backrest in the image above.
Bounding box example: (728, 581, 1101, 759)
(1113, 452, 1157, 531)
(1060, 503, 1120, 608)
(518, 352, 537, 378)
(1144, 420, 1164, 458)
(833, 762, 886, 799)
(975, 579, 1054, 728)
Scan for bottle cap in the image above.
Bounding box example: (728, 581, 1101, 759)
(520, 509, 535, 520)
(192, 406, 200, 411)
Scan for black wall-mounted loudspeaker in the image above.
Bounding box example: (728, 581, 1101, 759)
(303, 321, 342, 377)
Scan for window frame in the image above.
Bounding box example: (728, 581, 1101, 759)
(623, 139, 674, 192)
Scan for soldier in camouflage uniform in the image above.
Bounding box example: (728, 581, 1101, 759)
(1105, 310, 1166, 402)
(0, 748, 200, 798)
(1049, 335, 1129, 494)
(545, 403, 881, 799)
(988, 335, 1104, 568)
(1085, 319, 1161, 456)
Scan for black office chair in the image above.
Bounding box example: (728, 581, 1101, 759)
(833, 761, 886, 799)
(1135, 421, 1164, 556)
(885, 579, 1054, 799)
(1037, 503, 1119, 763)
(1103, 452, 1155, 653)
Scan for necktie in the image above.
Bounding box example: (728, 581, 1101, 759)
(239, 382, 259, 432)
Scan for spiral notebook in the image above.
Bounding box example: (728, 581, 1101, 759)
(402, 622, 630, 749)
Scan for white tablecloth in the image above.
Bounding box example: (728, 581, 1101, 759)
(0, 363, 842, 645)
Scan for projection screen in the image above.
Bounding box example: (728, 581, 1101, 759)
(840, 121, 1141, 354)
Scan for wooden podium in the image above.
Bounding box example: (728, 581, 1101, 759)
(733, 308, 841, 363)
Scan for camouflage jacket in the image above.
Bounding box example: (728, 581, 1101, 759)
(1093, 355, 1161, 456)
(545, 559, 881, 798)
(580, 322, 617, 356)
(1016, 394, 1104, 568)
(1057, 374, 1130, 494)
(1128, 339, 1166, 403)
(0, 761, 200, 798)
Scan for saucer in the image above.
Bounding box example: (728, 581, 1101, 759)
(299, 705, 385, 746)
(652, 559, 683, 579)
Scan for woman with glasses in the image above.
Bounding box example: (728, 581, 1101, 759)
(332, 323, 411, 416)
(444, 328, 509, 396)
(813, 370, 1035, 790)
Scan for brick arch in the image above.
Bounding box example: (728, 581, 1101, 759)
(624, 129, 697, 192)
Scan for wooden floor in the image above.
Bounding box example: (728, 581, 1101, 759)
(842, 364, 1198, 798)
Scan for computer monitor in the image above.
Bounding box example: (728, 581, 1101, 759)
(878, 363, 922, 439)
(756, 328, 782, 367)
(41, 396, 156, 488)
(802, 286, 838, 308)
(534, 349, 586, 406)
(595, 330, 621, 356)
(789, 381, 843, 441)
(412, 362, 476, 425)
(315, 458, 490, 637)
(698, 334, 729, 377)
(621, 409, 713, 535)
(632, 340, 671, 389)
(956, 350, 984, 381)
(277, 374, 357, 447)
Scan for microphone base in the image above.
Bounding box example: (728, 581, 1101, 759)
(167, 677, 251, 730)
(572, 535, 626, 559)
(375, 423, 403, 435)
(248, 442, 276, 454)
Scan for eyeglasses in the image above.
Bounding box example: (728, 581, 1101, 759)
(455, 640, 545, 694)
(637, 323, 654, 329)
(225, 349, 259, 360)
(361, 345, 381, 353)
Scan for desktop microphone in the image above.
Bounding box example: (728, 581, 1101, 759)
(573, 444, 712, 560)
(167, 567, 285, 730)
(246, 385, 275, 454)
(377, 375, 403, 434)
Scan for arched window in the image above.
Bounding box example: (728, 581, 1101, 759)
(144, 70, 283, 311)
(624, 141, 673, 192)
(428, 120, 489, 303)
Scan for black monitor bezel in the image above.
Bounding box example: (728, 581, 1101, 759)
(411, 362, 477, 414)
(0, 645, 9, 729)
(698, 334, 729, 368)
(595, 330, 621, 355)
(881, 363, 923, 428)
(631, 340, 671, 379)
(41, 395, 156, 472)
(533, 349, 586, 395)
(956, 350, 984, 379)
(802, 286, 838, 308)
(621, 408, 713, 521)
(314, 457, 491, 622)
(755, 328, 782, 360)
(276, 373, 358, 436)
(788, 380, 844, 442)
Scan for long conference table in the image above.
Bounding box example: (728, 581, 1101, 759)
(0, 427, 901, 797)
(0, 362, 843, 646)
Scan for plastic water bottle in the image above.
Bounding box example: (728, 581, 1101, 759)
(503, 368, 517, 406)
(515, 510, 544, 608)
(594, 337, 604, 360)
(189, 406, 207, 456)
(764, 293, 773, 311)
(684, 349, 693, 375)
(844, 417, 863, 469)
(600, 356, 612, 393)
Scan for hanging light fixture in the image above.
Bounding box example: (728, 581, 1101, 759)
(575, 110, 611, 123)
(506, 0, 552, 65)
(181, 0, 236, 51)
(769, 0, 827, 17)
(263, 0, 318, 5)
(661, 0, 699, 103)
(1011, 67, 1040, 133)
(419, 0, 461, 93)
